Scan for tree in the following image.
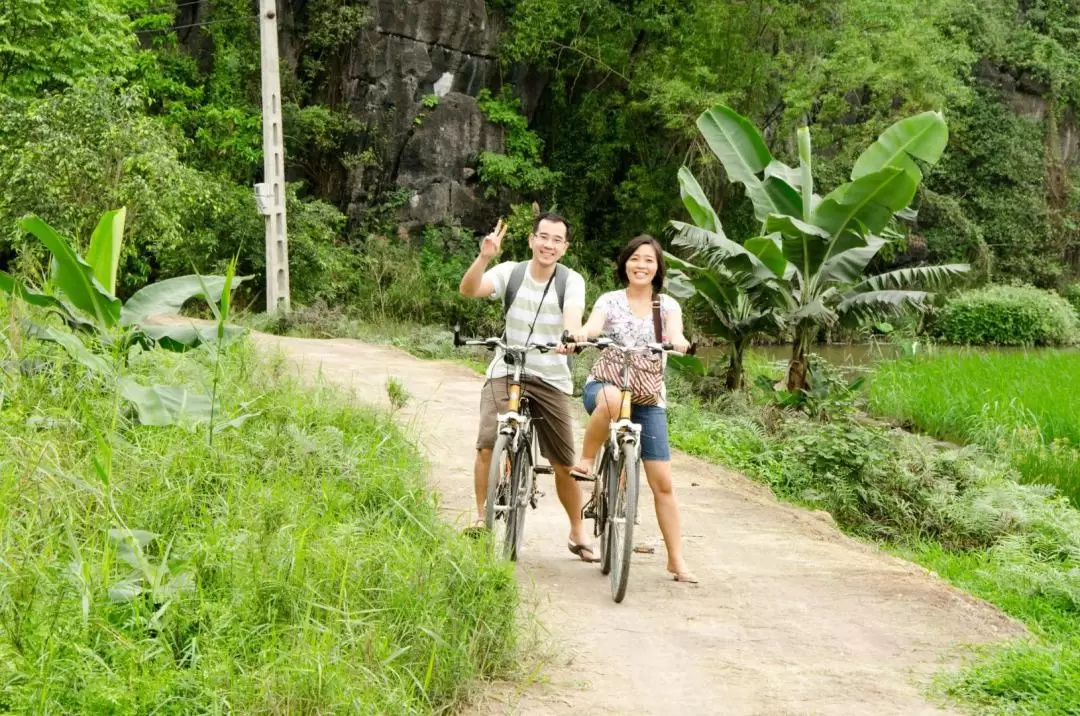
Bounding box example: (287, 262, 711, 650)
(678, 104, 970, 391)
(0, 0, 137, 96)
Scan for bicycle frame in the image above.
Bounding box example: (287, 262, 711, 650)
(453, 327, 554, 452)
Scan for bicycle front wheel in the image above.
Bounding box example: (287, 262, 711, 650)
(607, 441, 640, 603)
(486, 434, 515, 560)
(508, 441, 533, 561)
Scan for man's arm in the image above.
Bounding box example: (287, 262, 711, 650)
(459, 220, 507, 297)
(459, 254, 498, 297)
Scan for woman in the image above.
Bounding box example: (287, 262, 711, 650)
(570, 234, 697, 583)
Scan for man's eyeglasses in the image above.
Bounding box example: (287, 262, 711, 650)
(534, 234, 567, 246)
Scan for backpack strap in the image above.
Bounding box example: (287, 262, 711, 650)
(503, 261, 570, 314)
(553, 264, 568, 312)
(502, 261, 530, 315)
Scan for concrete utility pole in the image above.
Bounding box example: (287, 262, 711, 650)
(256, 0, 290, 314)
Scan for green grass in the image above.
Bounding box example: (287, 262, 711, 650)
(0, 318, 517, 713)
(898, 543, 1080, 715)
(668, 390, 1080, 715)
(868, 349, 1080, 506)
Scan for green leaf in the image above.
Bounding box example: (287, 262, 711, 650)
(850, 264, 970, 292)
(762, 177, 803, 218)
(20, 216, 121, 328)
(696, 105, 778, 222)
(851, 111, 948, 181)
(219, 256, 238, 336)
(25, 323, 113, 375)
(743, 236, 787, 277)
(86, 208, 126, 296)
(677, 167, 721, 233)
(764, 214, 831, 239)
(138, 323, 248, 352)
(667, 354, 708, 378)
(818, 236, 887, 284)
(120, 275, 251, 327)
(118, 377, 213, 426)
(0, 271, 91, 329)
(763, 160, 801, 187)
(670, 222, 778, 284)
(812, 168, 915, 240)
(836, 289, 933, 326)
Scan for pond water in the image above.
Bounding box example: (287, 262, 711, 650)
(696, 341, 904, 375)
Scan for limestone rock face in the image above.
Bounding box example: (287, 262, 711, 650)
(340, 0, 507, 229)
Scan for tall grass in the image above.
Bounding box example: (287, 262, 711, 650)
(0, 312, 517, 713)
(868, 349, 1080, 506)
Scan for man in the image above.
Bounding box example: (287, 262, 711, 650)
(458, 212, 598, 561)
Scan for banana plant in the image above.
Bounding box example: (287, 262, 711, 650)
(679, 105, 970, 391)
(0, 209, 249, 426)
(665, 169, 786, 390)
(1, 211, 248, 352)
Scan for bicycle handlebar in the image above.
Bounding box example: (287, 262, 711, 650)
(453, 325, 557, 353)
(560, 330, 697, 357)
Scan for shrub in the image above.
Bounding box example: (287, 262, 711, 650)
(932, 284, 1079, 346)
(1064, 282, 1080, 316)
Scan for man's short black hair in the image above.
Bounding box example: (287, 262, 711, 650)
(532, 212, 571, 240)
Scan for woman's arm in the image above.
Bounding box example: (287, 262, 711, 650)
(578, 306, 608, 339)
(665, 302, 690, 353)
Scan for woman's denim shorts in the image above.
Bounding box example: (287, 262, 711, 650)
(582, 380, 671, 461)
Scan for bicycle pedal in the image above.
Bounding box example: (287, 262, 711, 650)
(533, 465, 554, 475)
(572, 473, 595, 483)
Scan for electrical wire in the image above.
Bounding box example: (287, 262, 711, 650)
(126, 0, 207, 18)
(135, 14, 259, 32)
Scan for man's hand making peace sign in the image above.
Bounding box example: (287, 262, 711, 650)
(479, 218, 508, 261)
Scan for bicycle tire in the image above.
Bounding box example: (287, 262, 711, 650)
(508, 441, 533, 561)
(598, 446, 615, 576)
(485, 434, 515, 560)
(608, 441, 640, 603)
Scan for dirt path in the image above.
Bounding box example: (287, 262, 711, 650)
(250, 331, 1022, 715)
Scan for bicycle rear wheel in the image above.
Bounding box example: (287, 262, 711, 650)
(485, 434, 515, 560)
(607, 441, 640, 603)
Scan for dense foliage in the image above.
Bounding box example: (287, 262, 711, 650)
(1, 0, 1077, 319)
(498, 0, 1080, 286)
(932, 284, 1080, 346)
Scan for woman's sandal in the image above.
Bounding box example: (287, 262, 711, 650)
(670, 570, 699, 584)
(568, 541, 600, 563)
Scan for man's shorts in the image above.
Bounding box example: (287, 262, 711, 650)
(476, 376, 576, 467)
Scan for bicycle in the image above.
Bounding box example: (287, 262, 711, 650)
(454, 326, 556, 561)
(563, 332, 691, 603)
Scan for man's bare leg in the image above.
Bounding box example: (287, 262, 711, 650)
(552, 463, 597, 560)
(474, 448, 492, 524)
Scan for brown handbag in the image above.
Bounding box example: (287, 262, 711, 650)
(590, 296, 665, 406)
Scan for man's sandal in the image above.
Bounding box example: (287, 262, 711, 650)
(568, 541, 600, 563)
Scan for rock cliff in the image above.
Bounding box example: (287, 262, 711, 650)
(326, 0, 508, 229)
